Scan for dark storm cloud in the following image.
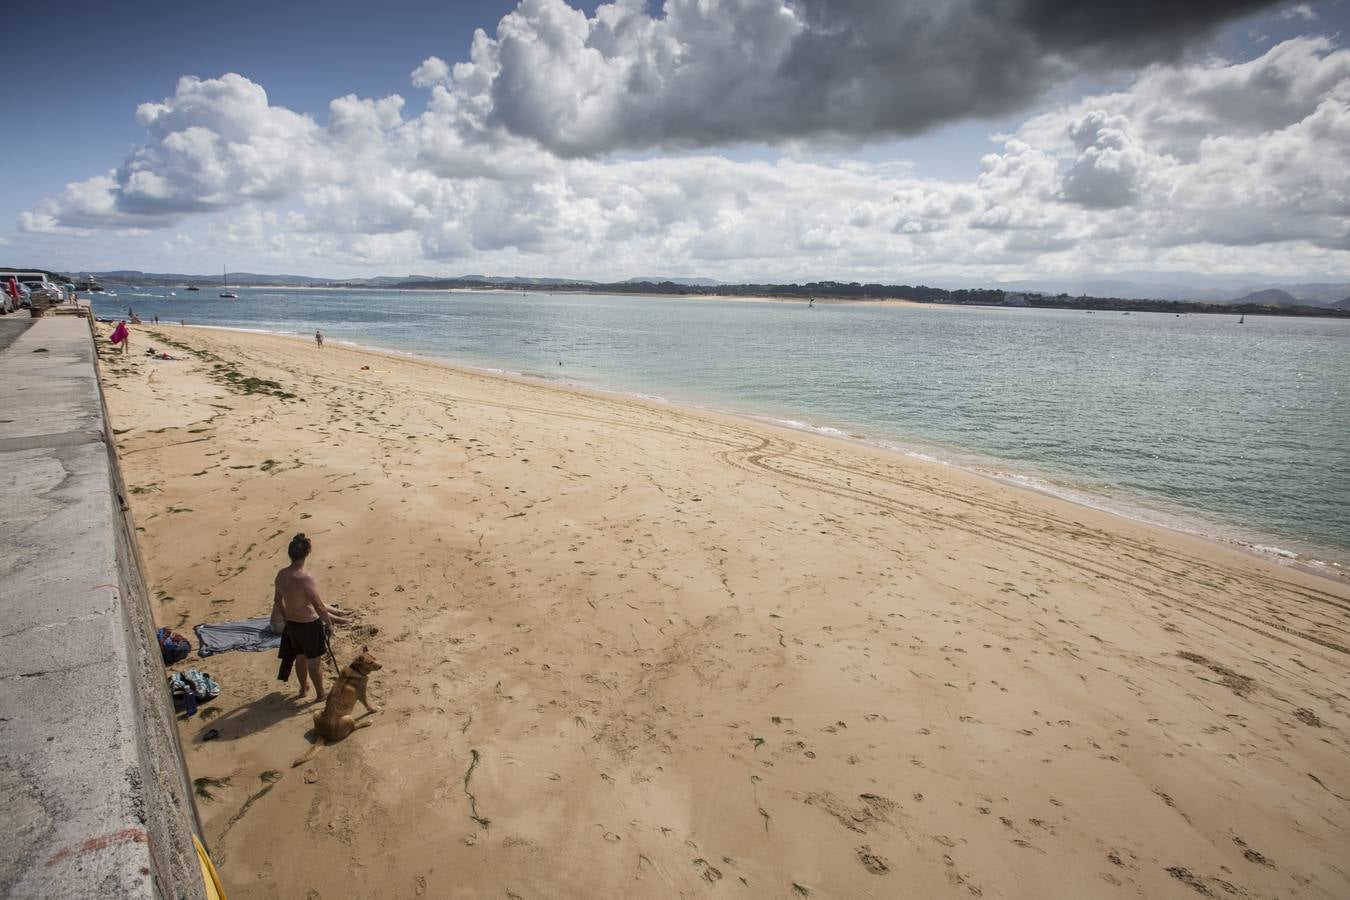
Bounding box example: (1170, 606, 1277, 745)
(443, 0, 1285, 155)
(1012, 0, 1279, 57)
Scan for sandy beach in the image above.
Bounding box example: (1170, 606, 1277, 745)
(96, 323, 1350, 899)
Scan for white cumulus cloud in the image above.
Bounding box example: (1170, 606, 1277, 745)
(410, 56, 451, 88)
(16, 19, 1350, 281)
(1060, 111, 1149, 208)
(433, 0, 1278, 157)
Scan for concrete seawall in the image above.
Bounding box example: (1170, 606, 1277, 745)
(0, 316, 206, 899)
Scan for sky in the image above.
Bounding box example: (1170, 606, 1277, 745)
(3, 0, 1349, 284)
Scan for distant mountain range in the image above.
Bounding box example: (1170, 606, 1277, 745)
(623, 276, 722, 286)
(1230, 288, 1299, 306)
(91, 269, 334, 286)
(985, 277, 1350, 306)
(50, 269, 1350, 309)
(84, 270, 607, 289)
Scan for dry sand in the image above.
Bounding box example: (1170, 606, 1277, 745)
(96, 323, 1350, 899)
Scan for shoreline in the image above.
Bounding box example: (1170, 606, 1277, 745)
(108, 283, 951, 308)
(94, 284, 1350, 318)
(98, 321, 1350, 899)
(167, 322, 1349, 582)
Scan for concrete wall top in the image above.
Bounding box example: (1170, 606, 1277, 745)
(0, 318, 205, 899)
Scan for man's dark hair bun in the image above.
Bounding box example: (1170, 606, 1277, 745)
(287, 532, 312, 561)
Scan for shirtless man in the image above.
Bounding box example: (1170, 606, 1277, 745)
(273, 533, 351, 700)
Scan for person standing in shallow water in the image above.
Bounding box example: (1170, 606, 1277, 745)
(273, 533, 351, 700)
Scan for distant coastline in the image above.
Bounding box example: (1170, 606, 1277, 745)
(387, 278, 1350, 318)
(59, 268, 1350, 319)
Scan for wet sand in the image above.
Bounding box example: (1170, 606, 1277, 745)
(98, 323, 1350, 899)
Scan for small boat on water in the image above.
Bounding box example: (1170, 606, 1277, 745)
(185, 285, 200, 292)
(219, 266, 237, 299)
(1239, 314, 1245, 324)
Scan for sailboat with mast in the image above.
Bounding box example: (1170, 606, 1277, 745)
(219, 266, 238, 299)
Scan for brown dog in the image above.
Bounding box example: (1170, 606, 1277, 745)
(292, 646, 382, 767)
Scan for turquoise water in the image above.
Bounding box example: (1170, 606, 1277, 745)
(93, 288, 1350, 569)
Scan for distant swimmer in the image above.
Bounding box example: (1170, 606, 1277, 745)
(315, 329, 325, 350)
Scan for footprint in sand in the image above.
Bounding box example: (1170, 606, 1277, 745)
(856, 845, 890, 875)
(692, 858, 723, 883)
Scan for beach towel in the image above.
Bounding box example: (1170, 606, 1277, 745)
(110, 322, 128, 344)
(194, 616, 283, 657)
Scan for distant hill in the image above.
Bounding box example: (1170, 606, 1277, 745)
(1234, 288, 1299, 306)
(67, 269, 1350, 302)
(991, 276, 1350, 305)
(11, 266, 1346, 317)
(93, 269, 332, 286)
(358, 274, 442, 286)
(1263, 283, 1350, 305)
(80, 269, 611, 289)
(624, 276, 722, 287)
(484, 275, 598, 286)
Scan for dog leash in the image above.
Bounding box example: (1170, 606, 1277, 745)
(323, 621, 339, 671)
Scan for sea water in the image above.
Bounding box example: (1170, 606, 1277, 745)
(93, 288, 1350, 569)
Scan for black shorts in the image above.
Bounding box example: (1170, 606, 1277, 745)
(284, 619, 326, 659)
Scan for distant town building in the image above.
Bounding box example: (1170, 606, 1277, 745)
(1002, 291, 1030, 307)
